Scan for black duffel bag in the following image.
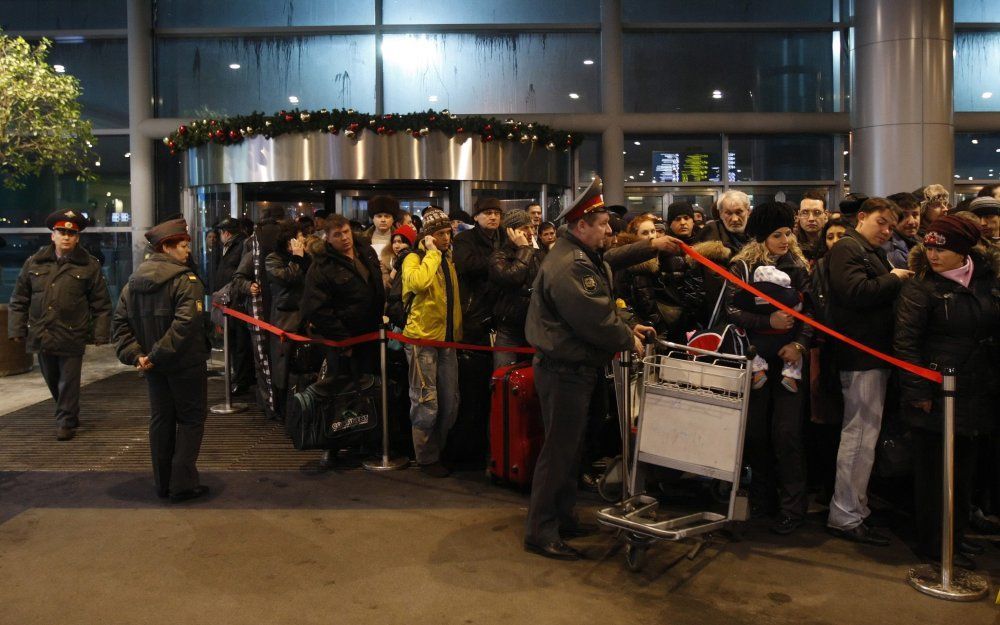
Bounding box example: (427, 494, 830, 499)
(285, 374, 380, 450)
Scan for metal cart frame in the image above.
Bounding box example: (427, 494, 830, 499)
(596, 340, 753, 571)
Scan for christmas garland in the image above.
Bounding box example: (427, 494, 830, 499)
(162, 108, 581, 155)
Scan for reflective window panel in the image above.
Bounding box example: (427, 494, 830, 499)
(624, 136, 723, 183)
(728, 135, 835, 181)
(156, 36, 376, 118)
(956, 0, 1000, 23)
(43, 39, 129, 128)
(623, 32, 837, 113)
(0, 136, 131, 229)
(576, 134, 602, 192)
(955, 132, 1000, 181)
(383, 0, 599, 24)
(0, 232, 132, 305)
(154, 0, 374, 27)
(955, 30, 1000, 112)
(383, 33, 599, 114)
(623, 0, 834, 22)
(0, 0, 125, 29)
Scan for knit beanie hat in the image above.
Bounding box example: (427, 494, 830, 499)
(970, 196, 1000, 218)
(922, 215, 982, 256)
(420, 209, 452, 237)
(392, 224, 417, 247)
(666, 201, 695, 224)
(502, 208, 531, 231)
(745, 202, 795, 242)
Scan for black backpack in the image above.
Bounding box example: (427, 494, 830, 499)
(385, 249, 422, 329)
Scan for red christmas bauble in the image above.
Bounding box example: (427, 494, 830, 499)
(167, 140, 175, 148)
(348, 122, 359, 131)
(229, 130, 239, 140)
(484, 124, 492, 131)
(284, 114, 294, 122)
(456, 127, 464, 133)
(178, 125, 187, 135)
(209, 119, 217, 126)
(428, 116, 436, 122)
(214, 129, 224, 139)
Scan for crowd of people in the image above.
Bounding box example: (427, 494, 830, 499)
(8, 180, 1000, 565)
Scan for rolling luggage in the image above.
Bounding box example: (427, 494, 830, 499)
(285, 374, 380, 451)
(489, 362, 544, 488)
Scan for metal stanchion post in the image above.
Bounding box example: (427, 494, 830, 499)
(908, 368, 988, 601)
(363, 326, 409, 471)
(619, 349, 632, 505)
(210, 314, 247, 415)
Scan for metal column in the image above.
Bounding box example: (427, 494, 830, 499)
(126, 0, 155, 269)
(852, 0, 954, 196)
(600, 0, 625, 206)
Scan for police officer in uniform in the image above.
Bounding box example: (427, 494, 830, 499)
(112, 218, 211, 502)
(8, 210, 111, 441)
(523, 176, 677, 560)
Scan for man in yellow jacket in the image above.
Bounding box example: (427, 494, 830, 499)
(401, 208, 463, 477)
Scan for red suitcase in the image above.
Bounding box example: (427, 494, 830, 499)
(489, 362, 544, 488)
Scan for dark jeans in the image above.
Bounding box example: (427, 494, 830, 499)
(228, 318, 253, 388)
(146, 363, 208, 496)
(912, 425, 978, 554)
(493, 325, 530, 371)
(744, 355, 808, 519)
(37, 352, 83, 429)
(525, 357, 605, 544)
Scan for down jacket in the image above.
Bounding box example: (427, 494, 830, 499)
(8, 244, 111, 356)
(893, 243, 1000, 436)
(113, 253, 210, 371)
(489, 240, 545, 335)
(299, 238, 385, 341)
(401, 241, 463, 342)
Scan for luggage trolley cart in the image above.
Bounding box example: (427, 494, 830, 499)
(596, 340, 753, 572)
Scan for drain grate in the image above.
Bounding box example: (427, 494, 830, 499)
(0, 371, 325, 471)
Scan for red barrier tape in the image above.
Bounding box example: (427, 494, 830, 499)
(679, 242, 943, 384)
(214, 303, 536, 353)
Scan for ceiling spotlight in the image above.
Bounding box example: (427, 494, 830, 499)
(954, 174, 961, 179)
(983, 91, 993, 99)
(94, 161, 101, 167)
(583, 59, 594, 65)
(712, 90, 723, 99)
(288, 95, 299, 104)
(629, 175, 635, 180)
(843, 150, 849, 155)
(969, 176, 974, 180)
(996, 148, 1000, 153)
(124, 152, 130, 158)
(568, 93, 580, 99)
(105, 192, 111, 197)
(53, 64, 65, 73)
(972, 138, 979, 144)
(633, 141, 641, 146)
(622, 151, 626, 155)
(229, 63, 241, 70)
(428, 95, 438, 102)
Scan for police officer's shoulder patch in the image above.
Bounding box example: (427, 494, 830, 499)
(188, 274, 198, 281)
(196, 300, 203, 311)
(582, 274, 597, 293)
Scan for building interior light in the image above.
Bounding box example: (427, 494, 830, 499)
(124, 152, 130, 158)
(288, 96, 299, 104)
(712, 90, 723, 99)
(428, 95, 438, 103)
(583, 59, 594, 65)
(568, 93, 580, 99)
(996, 148, 1000, 153)
(53, 64, 65, 73)
(382, 35, 442, 71)
(229, 63, 241, 70)
(106, 192, 111, 197)
(971, 138, 979, 144)
(983, 92, 993, 99)
(633, 141, 641, 146)
(94, 161, 101, 167)
(969, 177, 974, 180)
(843, 150, 849, 155)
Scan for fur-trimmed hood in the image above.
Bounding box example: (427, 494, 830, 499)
(304, 234, 327, 257)
(684, 240, 732, 268)
(907, 242, 1000, 279)
(614, 232, 659, 274)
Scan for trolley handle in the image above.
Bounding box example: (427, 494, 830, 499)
(655, 339, 755, 363)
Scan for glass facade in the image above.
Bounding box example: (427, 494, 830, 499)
(0, 0, 126, 30)
(154, 0, 374, 27)
(954, 132, 1000, 181)
(624, 136, 723, 183)
(45, 39, 129, 128)
(954, 30, 1000, 112)
(955, 0, 1000, 23)
(729, 135, 835, 181)
(622, 32, 839, 113)
(155, 35, 377, 117)
(382, 33, 600, 114)
(623, 0, 835, 23)
(384, 0, 599, 24)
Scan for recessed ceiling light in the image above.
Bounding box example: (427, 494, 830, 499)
(53, 64, 65, 73)
(124, 152, 130, 158)
(969, 176, 974, 180)
(229, 63, 241, 70)
(94, 161, 101, 167)
(971, 138, 979, 144)
(568, 93, 580, 99)
(996, 148, 1000, 153)
(622, 151, 626, 155)
(954, 174, 961, 178)
(633, 141, 640, 146)
(712, 90, 723, 99)
(583, 59, 594, 65)
(843, 150, 849, 155)
(983, 91, 993, 99)
(105, 192, 111, 197)
(288, 96, 299, 104)
(629, 175, 635, 180)
(428, 95, 438, 103)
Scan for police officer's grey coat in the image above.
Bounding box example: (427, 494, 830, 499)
(7, 244, 111, 356)
(525, 232, 635, 367)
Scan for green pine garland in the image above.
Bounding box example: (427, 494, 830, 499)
(163, 109, 581, 154)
